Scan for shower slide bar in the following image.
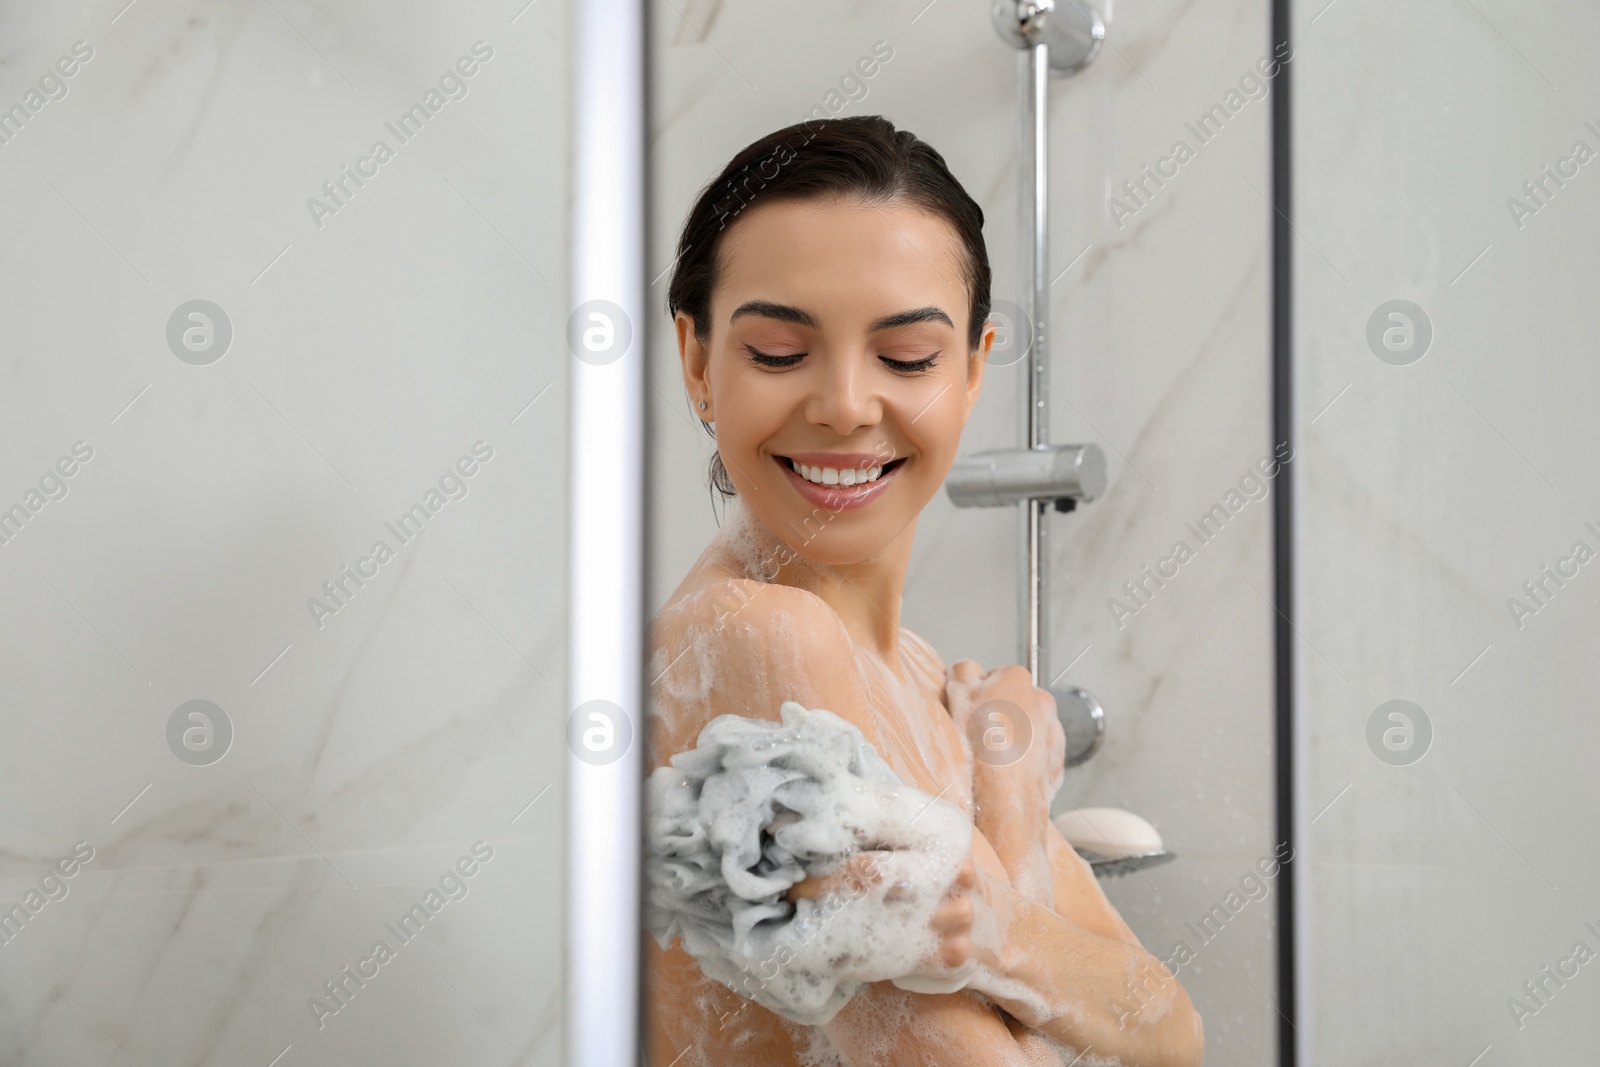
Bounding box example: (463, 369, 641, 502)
(945, 0, 1175, 877)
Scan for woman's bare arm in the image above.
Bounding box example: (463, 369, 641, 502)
(1046, 822, 1145, 945)
(822, 983, 1075, 1067)
(927, 785, 1202, 1065)
(958, 843, 1204, 1067)
(944, 663, 1202, 1063)
(972, 745, 1144, 947)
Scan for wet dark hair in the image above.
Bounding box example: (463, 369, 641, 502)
(666, 114, 991, 500)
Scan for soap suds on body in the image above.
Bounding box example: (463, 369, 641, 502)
(645, 701, 979, 1025)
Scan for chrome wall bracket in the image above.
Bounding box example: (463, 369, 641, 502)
(989, 0, 1107, 77)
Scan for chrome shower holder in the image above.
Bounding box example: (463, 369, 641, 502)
(961, 0, 1179, 879)
(951, 0, 1113, 770)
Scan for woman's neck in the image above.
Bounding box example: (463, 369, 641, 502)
(711, 499, 916, 668)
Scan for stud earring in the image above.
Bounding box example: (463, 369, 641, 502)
(698, 400, 708, 411)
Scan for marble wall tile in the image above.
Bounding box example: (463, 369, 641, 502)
(0, 2, 568, 1063)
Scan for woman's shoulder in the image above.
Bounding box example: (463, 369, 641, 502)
(651, 574, 853, 655)
(646, 575, 864, 762)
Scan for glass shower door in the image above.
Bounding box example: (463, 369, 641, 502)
(0, 6, 570, 1064)
(1294, 0, 1600, 1060)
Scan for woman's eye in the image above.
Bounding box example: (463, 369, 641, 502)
(881, 353, 941, 373)
(744, 345, 805, 368)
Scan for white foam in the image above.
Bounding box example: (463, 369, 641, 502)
(645, 701, 980, 1025)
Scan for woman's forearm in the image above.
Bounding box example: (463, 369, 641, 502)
(972, 770, 1055, 910)
(967, 874, 1205, 1067)
(824, 982, 1037, 1066)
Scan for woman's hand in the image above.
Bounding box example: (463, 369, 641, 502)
(945, 660, 1066, 801)
(928, 853, 982, 969)
(783, 849, 889, 903)
(785, 850, 984, 971)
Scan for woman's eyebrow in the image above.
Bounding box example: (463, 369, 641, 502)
(729, 300, 816, 328)
(868, 306, 953, 331)
(727, 301, 953, 332)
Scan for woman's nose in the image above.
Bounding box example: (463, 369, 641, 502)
(804, 353, 881, 435)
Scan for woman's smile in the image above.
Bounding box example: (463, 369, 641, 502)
(773, 451, 910, 511)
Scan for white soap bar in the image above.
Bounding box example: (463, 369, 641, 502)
(1052, 807, 1164, 860)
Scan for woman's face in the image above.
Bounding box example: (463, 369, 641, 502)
(677, 196, 993, 566)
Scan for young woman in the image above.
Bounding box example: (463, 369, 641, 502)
(646, 115, 1204, 1066)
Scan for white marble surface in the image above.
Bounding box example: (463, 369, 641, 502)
(1295, 0, 1600, 1061)
(648, 0, 1280, 1060)
(0, 2, 567, 1064)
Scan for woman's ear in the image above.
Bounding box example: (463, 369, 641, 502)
(961, 319, 995, 425)
(676, 311, 712, 418)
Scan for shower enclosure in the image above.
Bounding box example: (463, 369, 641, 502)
(645, 0, 1600, 1063)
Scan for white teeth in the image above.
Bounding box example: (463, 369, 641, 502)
(791, 461, 889, 487)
